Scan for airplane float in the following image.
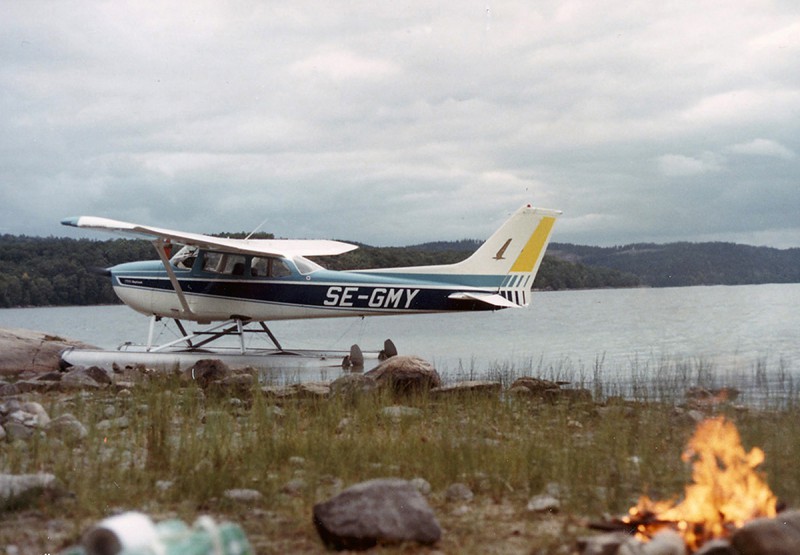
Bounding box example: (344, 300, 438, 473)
(60, 203, 560, 366)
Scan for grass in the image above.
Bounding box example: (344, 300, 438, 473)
(2, 357, 800, 553)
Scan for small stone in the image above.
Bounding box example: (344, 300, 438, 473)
(445, 482, 473, 503)
(642, 530, 687, 555)
(526, 494, 560, 513)
(224, 488, 263, 502)
(381, 405, 423, 419)
(410, 477, 432, 496)
(155, 480, 174, 492)
(281, 478, 306, 496)
(289, 456, 306, 468)
(96, 416, 131, 431)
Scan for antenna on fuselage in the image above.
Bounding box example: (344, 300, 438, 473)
(245, 216, 271, 240)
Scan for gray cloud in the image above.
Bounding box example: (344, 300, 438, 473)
(1, 1, 799, 248)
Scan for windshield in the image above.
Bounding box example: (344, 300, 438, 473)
(293, 256, 323, 275)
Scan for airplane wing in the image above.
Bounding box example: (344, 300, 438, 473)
(61, 216, 359, 258)
(448, 291, 521, 308)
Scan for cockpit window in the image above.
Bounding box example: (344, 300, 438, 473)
(251, 257, 292, 278)
(170, 245, 199, 270)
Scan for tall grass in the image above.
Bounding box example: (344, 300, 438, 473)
(2, 357, 799, 551)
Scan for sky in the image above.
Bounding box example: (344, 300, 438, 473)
(2, 1, 799, 248)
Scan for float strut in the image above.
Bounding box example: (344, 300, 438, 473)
(147, 315, 157, 351)
(259, 322, 284, 351)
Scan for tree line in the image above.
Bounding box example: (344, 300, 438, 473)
(547, 242, 800, 287)
(0, 234, 639, 308)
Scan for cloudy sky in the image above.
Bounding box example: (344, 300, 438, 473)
(2, 1, 799, 248)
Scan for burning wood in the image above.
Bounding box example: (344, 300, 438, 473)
(622, 416, 777, 551)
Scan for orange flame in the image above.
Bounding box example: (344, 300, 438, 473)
(625, 417, 777, 550)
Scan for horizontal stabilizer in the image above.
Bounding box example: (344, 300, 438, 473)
(448, 292, 520, 309)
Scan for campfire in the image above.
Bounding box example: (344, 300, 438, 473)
(622, 416, 777, 551)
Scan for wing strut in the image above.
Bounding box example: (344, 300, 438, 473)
(151, 239, 193, 317)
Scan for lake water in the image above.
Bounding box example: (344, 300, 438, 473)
(2, 283, 798, 401)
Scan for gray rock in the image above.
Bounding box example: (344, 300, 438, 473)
(526, 494, 560, 513)
(380, 405, 423, 419)
(577, 532, 643, 555)
(208, 373, 255, 397)
(544, 387, 593, 404)
(410, 477, 432, 496)
(445, 482, 474, 502)
(364, 356, 441, 394)
(509, 376, 562, 395)
(641, 530, 686, 555)
(0, 327, 96, 376)
(186, 359, 231, 388)
(330, 374, 378, 399)
(45, 413, 88, 445)
(313, 478, 441, 550)
(96, 416, 131, 431)
(3, 420, 34, 441)
(0, 473, 61, 509)
(261, 381, 330, 400)
(21, 402, 50, 427)
(695, 538, 736, 554)
(731, 510, 800, 555)
(224, 488, 263, 502)
(430, 380, 502, 398)
(59, 369, 103, 391)
(281, 478, 306, 496)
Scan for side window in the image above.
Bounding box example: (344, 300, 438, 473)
(251, 257, 292, 278)
(251, 257, 269, 277)
(201, 253, 248, 275)
(271, 259, 292, 278)
(223, 255, 248, 276)
(202, 252, 225, 273)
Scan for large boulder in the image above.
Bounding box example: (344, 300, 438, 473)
(732, 510, 800, 555)
(0, 327, 96, 377)
(184, 359, 232, 388)
(313, 478, 441, 550)
(364, 356, 441, 395)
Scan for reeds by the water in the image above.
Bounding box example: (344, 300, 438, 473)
(3, 356, 799, 552)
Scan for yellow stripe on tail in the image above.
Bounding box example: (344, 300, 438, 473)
(510, 216, 557, 273)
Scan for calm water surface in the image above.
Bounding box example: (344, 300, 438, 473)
(1, 284, 798, 396)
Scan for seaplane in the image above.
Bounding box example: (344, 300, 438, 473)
(59, 203, 560, 370)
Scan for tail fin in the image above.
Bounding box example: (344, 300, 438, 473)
(362, 204, 560, 307)
(452, 204, 560, 275)
(448, 204, 561, 306)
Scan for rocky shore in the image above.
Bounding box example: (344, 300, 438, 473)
(0, 327, 793, 555)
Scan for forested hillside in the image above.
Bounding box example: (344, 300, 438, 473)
(0, 235, 637, 308)
(547, 242, 800, 287)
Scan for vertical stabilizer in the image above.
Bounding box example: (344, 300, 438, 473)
(450, 204, 561, 306)
(359, 204, 561, 307)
